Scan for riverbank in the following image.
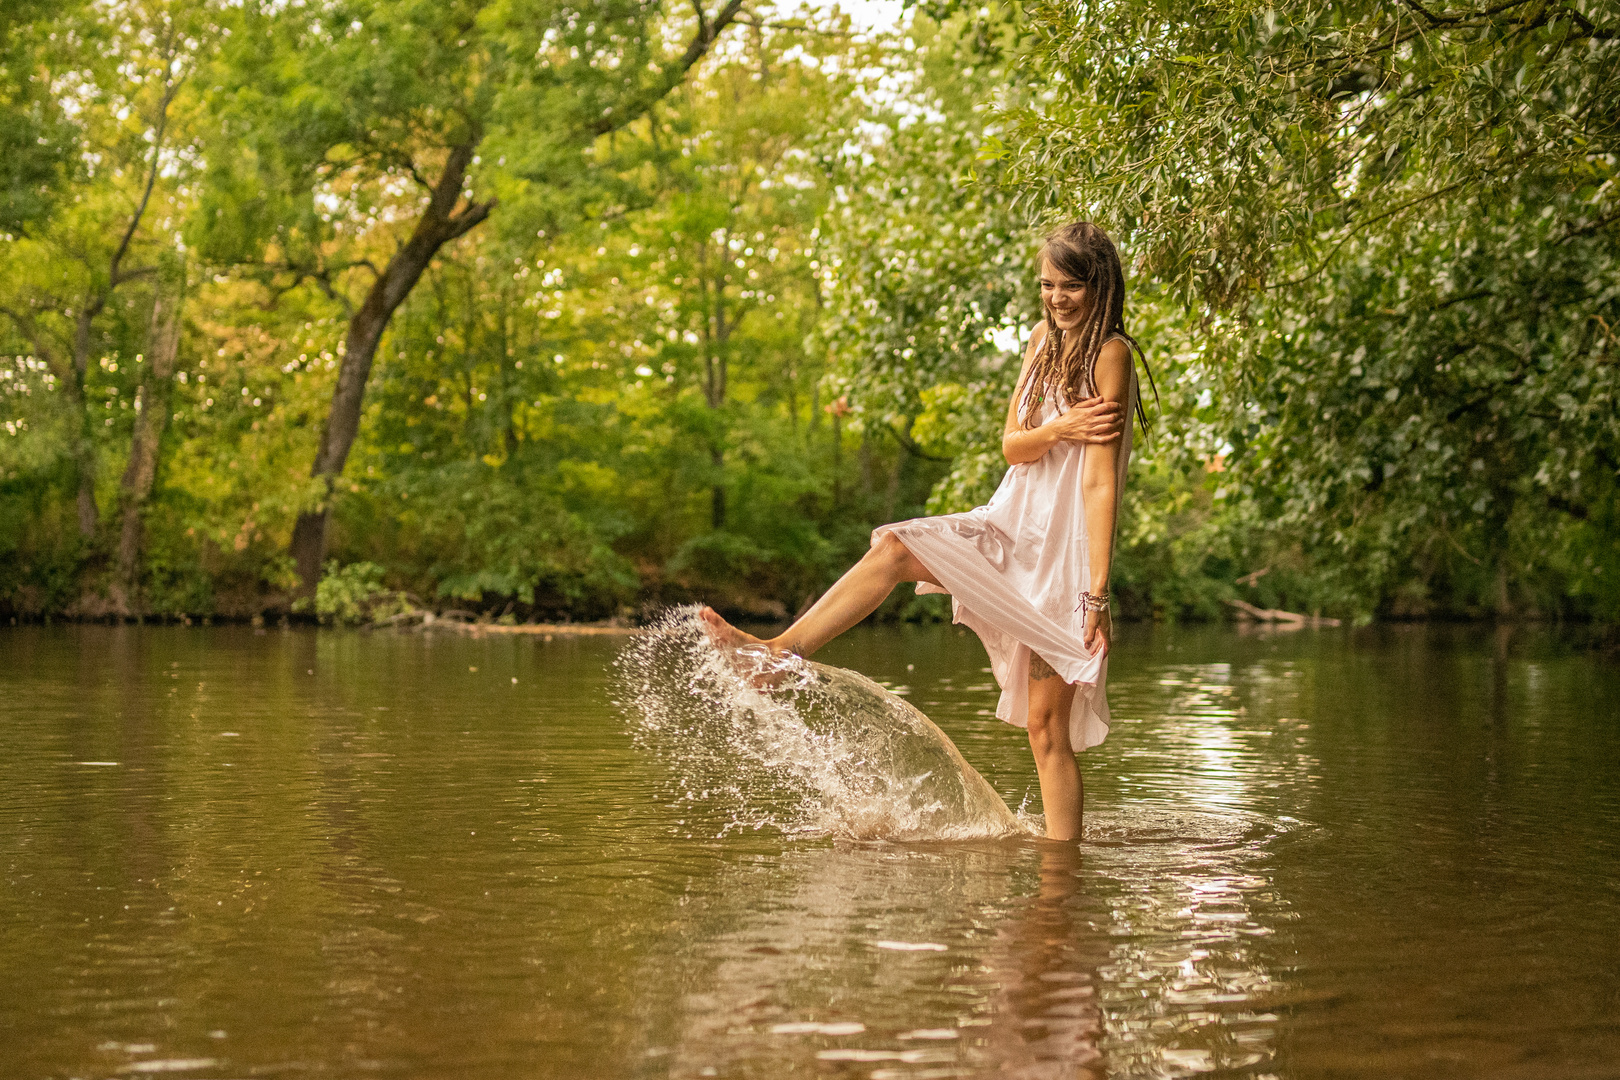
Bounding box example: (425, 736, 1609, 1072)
(1, 610, 642, 636)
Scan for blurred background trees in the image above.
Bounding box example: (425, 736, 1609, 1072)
(2, 0, 1616, 625)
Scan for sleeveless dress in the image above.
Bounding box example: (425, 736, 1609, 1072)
(873, 335, 1136, 752)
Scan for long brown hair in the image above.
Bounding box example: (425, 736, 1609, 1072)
(1018, 222, 1156, 433)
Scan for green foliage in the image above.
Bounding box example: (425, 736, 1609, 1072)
(0, 462, 84, 615)
(300, 560, 407, 625)
(1001, 0, 1620, 309)
(986, 0, 1620, 621)
(0, 0, 81, 234)
(813, 14, 1052, 541)
(817, 17, 1038, 442)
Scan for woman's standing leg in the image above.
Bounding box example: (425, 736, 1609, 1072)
(1026, 653, 1083, 840)
(702, 534, 940, 657)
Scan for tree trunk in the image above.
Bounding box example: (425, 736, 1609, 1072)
(289, 143, 494, 593)
(64, 65, 180, 542)
(115, 291, 182, 610)
(711, 448, 726, 529)
(69, 309, 100, 538)
(703, 261, 730, 527)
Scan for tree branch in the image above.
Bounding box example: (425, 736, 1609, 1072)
(1399, 0, 1443, 28)
(1267, 175, 1476, 292)
(0, 304, 57, 363)
(107, 72, 182, 295)
(292, 269, 347, 318)
(590, 0, 747, 137)
(400, 156, 434, 193)
(734, 14, 855, 38)
(446, 199, 496, 242)
(0, 303, 74, 386)
(112, 265, 159, 286)
(887, 421, 953, 462)
(1554, 206, 1620, 244)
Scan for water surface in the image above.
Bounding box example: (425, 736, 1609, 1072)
(2, 623, 1617, 1078)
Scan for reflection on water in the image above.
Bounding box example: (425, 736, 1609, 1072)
(636, 808, 1295, 1079)
(973, 843, 1105, 1079)
(642, 842, 1112, 1079)
(2, 623, 1618, 1079)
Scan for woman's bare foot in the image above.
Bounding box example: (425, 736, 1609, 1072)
(698, 607, 807, 689)
(698, 606, 767, 650)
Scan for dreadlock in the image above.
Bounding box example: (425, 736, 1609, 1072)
(1018, 222, 1158, 435)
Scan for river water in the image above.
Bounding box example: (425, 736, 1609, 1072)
(2, 622, 1617, 1079)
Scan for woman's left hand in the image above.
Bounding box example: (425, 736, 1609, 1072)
(1083, 607, 1111, 657)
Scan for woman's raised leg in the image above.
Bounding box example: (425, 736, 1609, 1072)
(1026, 654, 1083, 840)
(701, 534, 940, 658)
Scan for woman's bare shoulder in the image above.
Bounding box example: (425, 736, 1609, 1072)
(1025, 320, 1048, 353)
(1093, 335, 1133, 398)
(1098, 334, 1131, 362)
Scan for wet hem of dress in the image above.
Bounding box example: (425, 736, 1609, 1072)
(878, 521, 1104, 690)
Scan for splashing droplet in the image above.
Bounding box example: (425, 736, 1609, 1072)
(615, 606, 1029, 840)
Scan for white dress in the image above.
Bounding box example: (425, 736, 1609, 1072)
(873, 339, 1136, 751)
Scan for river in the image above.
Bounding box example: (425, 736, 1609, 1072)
(2, 622, 1616, 1078)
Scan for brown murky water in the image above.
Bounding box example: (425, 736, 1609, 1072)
(2, 622, 1617, 1078)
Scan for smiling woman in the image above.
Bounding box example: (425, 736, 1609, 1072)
(700, 222, 1151, 840)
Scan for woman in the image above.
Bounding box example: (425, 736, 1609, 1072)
(702, 222, 1147, 840)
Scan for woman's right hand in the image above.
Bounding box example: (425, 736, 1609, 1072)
(1046, 396, 1124, 444)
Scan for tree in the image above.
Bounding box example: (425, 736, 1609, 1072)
(201, 0, 749, 593)
(115, 287, 183, 605)
(999, 0, 1620, 307)
(0, 0, 80, 234)
(816, 14, 1047, 510)
(992, 0, 1620, 618)
(343, 10, 868, 618)
(625, 31, 832, 529)
(0, 1, 197, 542)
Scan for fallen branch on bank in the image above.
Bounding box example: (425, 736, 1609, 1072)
(1225, 598, 1342, 627)
(367, 609, 423, 630)
(439, 621, 638, 637)
(354, 603, 637, 635)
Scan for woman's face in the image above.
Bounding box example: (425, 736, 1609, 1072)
(1039, 258, 1090, 332)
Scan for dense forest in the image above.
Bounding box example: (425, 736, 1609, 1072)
(2, 0, 1617, 626)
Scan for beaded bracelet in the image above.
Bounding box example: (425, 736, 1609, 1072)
(1079, 591, 1110, 614)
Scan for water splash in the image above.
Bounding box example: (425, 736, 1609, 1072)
(615, 606, 1030, 840)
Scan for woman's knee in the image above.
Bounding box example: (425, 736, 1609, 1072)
(1026, 706, 1070, 759)
(869, 534, 915, 574)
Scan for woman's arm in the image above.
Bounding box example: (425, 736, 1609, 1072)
(1002, 327, 1056, 465)
(1079, 338, 1133, 653)
(1001, 325, 1125, 466)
